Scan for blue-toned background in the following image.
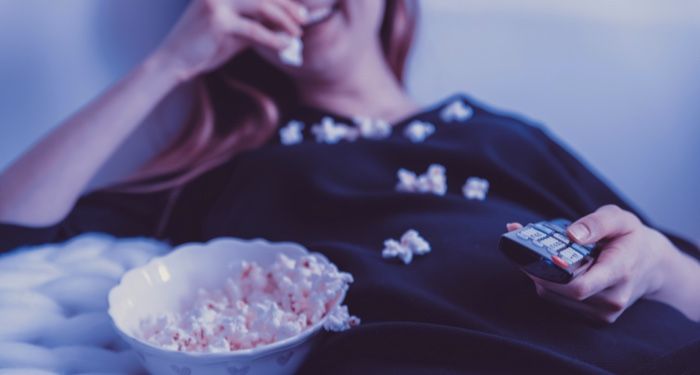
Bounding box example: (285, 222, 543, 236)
(0, 0, 698, 242)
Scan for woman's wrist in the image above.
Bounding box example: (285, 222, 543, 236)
(141, 50, 192, 91)
(646, 236, 700, 321)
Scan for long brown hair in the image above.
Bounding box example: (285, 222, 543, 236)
(117, 0, 419, 193)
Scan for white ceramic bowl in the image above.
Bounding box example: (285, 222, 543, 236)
(108, 237, 345, 375)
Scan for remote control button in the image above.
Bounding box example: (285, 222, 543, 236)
(551, 255, 570, 269)
(534, 236, 567, 252)
(534, 223, 554, 234)
(550, 219, 572, 228)
(571, 243, 591, 256)
(517, 227, 547, 241)
(553, 232, 571, 244)
(559, 248, 584, 264)
(544, 222, 568, 235)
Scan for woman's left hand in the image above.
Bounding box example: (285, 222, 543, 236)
(508, 204, 697, 323)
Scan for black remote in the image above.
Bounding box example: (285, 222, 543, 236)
(499, 219, 598, 283)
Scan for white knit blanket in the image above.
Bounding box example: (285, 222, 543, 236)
(0, 234, 170, 374)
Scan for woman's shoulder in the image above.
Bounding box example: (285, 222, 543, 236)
(423, 92, 551, 141)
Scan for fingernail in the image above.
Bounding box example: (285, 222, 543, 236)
(568, 223, 590, 242)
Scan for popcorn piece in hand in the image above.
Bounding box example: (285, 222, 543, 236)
(279, 37, 303, 67)
(462, 177, 490, 201)
(440, 99, 473, 123)
(279, 120, 304, 145)
(404, 120, 435, 143)
(396, 164, 447, 196)
(353, 116, 392, 140)
(312, 117, 359, 144)
(382, 229, 431, 265)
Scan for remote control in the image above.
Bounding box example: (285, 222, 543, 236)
(499, 219, 598, 283)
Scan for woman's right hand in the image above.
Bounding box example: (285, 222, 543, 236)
(154, 0, 308, 82)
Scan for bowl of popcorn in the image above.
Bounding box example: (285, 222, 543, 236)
(108, 237, 358, 375)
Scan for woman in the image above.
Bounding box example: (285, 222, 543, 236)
(0, 0, 698, 373)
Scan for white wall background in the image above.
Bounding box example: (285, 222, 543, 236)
(409, 0, 700, 242)
(0, 0, 698, 242)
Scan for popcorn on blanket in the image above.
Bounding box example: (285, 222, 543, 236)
(279, 120, 305, 145)
(404, 120, 435, 143)
(463, 177, 490, 201)
(396, 164, 447, 196)
(382, 229, 431, 265)
(440, 99, 473, 123)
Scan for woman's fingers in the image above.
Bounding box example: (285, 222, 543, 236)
(565, 244, 631, 299)
(235, 18, 292, 50)
(272, 0, 309, 25)
(567, 205, 641, 244)
(533, 283, 608, 322)
(533, 279, 629, 323)
(233, 0, 305, 37)
(257, 1, 303, 36)
(528, 241, 630, 301)
(211, 0, 300, 50)
(585, 283, 639, 314)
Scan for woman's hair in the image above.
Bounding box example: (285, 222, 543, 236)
(117, 0, 419, 193)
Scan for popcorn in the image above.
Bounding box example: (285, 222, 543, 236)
(279, 37, 303, 67)
(382, 229, 431, 265)
(311, 117, 359, 144)
(353, 116, 392, 140)
(396, 164, 447, 196)
(401, 229, 431, 255)
(462, 177, 490, 201)
(137, 254, 358, 353)
(323, 305, 361, 332)
(279, 120, 304, 145)
(288, 115, 396, 145)
(403, 120, 435, 143)
(382, 239, 412, 265)
(440, 99, 473, 123)
(396, 168, 418, 192)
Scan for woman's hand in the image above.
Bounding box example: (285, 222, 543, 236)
(152, 0, 308, 82)
(508, 205, 700, 323)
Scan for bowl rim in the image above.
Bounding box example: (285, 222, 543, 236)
(107, 237, 346, 362)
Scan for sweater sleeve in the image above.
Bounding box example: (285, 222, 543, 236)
(531, 125, 700, 259)
(0, 189, 174, 253)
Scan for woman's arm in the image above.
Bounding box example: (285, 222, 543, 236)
(0, 0, 305, 227)
(0, 56, 180, 226)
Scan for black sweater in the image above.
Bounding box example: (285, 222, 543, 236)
(2, 94, 698, 374)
